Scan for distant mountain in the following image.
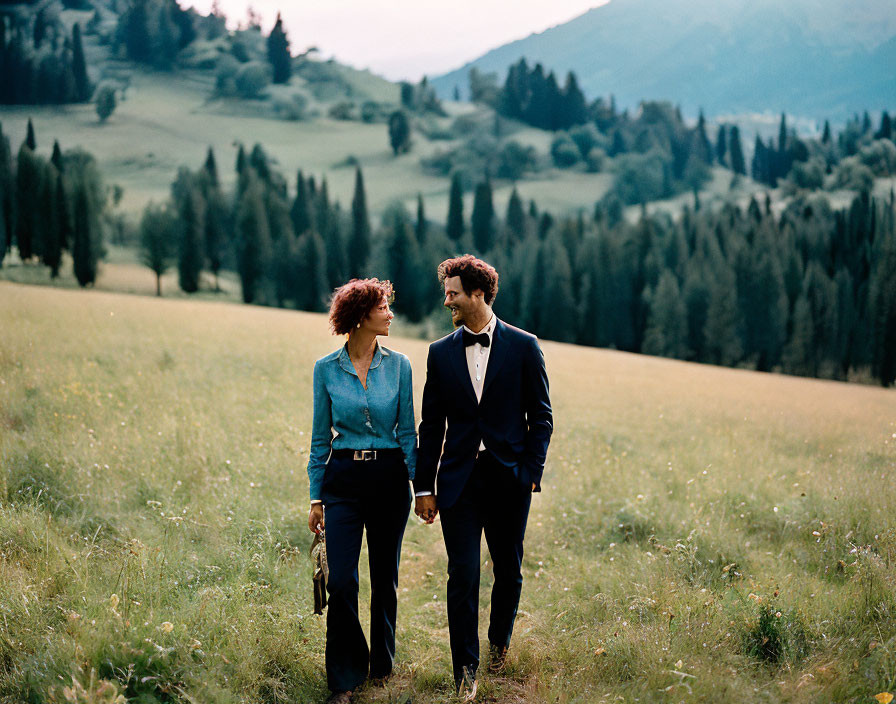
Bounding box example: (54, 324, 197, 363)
(432, 0, 896, 121)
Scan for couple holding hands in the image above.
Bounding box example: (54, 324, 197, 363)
(307, 255, 553, 703)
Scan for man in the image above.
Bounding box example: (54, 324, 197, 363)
(414, 255, 552, 701)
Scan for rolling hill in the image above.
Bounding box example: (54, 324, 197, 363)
(432, 0, 896, 121)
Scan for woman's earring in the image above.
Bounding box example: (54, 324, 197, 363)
(356, 322, 361, 328)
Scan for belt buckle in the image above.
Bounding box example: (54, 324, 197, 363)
(353, 450, 376, 461)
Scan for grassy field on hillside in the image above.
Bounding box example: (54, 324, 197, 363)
(1, 281, 894, 703)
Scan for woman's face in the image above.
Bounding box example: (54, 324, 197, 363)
(360, 297, 394, 336)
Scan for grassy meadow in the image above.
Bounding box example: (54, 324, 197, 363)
(1, 280, 895, 703)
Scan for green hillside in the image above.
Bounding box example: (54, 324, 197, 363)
(1, 281, 894, 702)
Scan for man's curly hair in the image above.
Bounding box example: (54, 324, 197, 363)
(437, 255, 499, 305)
(328, 278, 394, 335)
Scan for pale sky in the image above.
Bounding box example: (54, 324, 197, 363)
(188, 0, 608, 81)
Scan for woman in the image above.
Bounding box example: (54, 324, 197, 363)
(307, 278, 416, 704)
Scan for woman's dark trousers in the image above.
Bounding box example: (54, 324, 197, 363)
(322, 450, 412, 693)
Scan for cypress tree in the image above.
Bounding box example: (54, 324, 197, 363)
(695, 110, 713, 165)
(348, 166, 370, 278)
(54, 166, 71, 254)
(471, 177, 494, 253)
(291, 169, 310, 235)
(505, 187, 525, 244)
(15, 143, 41, 260)
(729, 125, 746, 175)
(236, 173, 272, 304)
(0, 124, 13, 262)
(39, 162, 63, 276)
(415, 193, 427, 246)
(876, 111, 892, 141)
(703, 264, 742, 366)
(172, 168, 205, 293)
(26, 118, 36, 150)
(379, 203, 424, 321)
(293, 230, 328, 311)
(139, 202, 176, 296)
(782, 292, 812, 376)
(561, 71, 588, 129)
(716, 124, 728, 167)
(643, 270, 688, 359)
(71, 171, 101, 287)
(821, 120, 832, 144)
(266, 12, 291, 84)
(203, 146, 219, 187)
(72, 23, 90, 102)
(388, 110, 411, 155)
(446, 172, 464, 242)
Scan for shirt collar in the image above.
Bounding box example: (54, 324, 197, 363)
(462, 313, 496, 342)
(337, 341, 388, 376)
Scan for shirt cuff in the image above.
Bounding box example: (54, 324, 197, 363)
(310, 499, 323, 505)
(414, 491, 432, 497)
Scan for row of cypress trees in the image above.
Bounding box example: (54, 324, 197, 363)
(0, 120, 105, 285)
(139, 141, 896, 386)
(0, 16, 91, 105)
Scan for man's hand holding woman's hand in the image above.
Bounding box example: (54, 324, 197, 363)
(414, 496, 438, 524)
(308, 503, 325, 534)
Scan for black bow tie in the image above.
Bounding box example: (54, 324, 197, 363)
(463, 330, 490, 348)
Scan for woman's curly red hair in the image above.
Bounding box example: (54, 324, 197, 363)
(329, 278, 394, 335)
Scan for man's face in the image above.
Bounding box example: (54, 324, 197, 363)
(443, 276, 478, 328)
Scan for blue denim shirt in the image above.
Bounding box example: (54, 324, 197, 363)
(307, 343, 417, 501)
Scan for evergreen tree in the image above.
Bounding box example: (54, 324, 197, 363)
(348, 166, 370, 278)
(782, 292, 812, 376)
(715, 124, 728, 167)
(729, 125, 746, 175)
(0, 124, 13, 263)
(876, 111, 893, 141)
(701, 260, 741, 366)
(172, 168, 205, 293)
(388, 110, 411, 155)
(26, 118, 36, 150)
(681, 260, 711, 360)
(536, 232, 577, 341)
(72, 23, 90, 102)
(39, 162, 63, 276)
(561, 71, 588, 129)
(54, 166, 71, 254)
(266, 12, 291, 84)
(471, 177, 494, 253)
(139, 202, 176, 295)
(203, 146, 219, 187)
(695, 110, 713, 165)
(378, 203, 424, 321)
(293, 230, 329, 311)
(236, 173, 272, 304)
(505, 187, 526, 244)
(119, 0, 152, 64)
(291, 169, 311, 235)
(415, 193, 427, 246)
(70, 158, 103, 287)
(643, 270, 687, 358)
(870, 212, 896, 385)
(446, 172, 464, 242)
(821, 120, 832, 145)
(15, 143, 41, 260)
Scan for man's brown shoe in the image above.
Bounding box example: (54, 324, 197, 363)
(456, 665, 478, 702)
(487, 643, 508, 675)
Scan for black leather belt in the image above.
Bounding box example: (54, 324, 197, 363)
(332, 448, 402, 462)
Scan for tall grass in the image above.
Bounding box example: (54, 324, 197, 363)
(1, 281, 894, 702)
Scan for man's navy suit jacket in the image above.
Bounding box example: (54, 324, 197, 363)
(414, 319, 553, 509)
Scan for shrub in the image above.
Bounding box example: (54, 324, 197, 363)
(496, 140, 538, 180)
(360, 101, 382, 123)
(789, 157, 825, 190)
(214, 54, 239, 96)
(569, 123, 604, 158)
(742, 602, 809, 665)
(831, 156, 875, 192)
(234, 61, 270, 99)
(858, 139, 896, 177)
(328, 101, 355, 120)
(551, 133, 581, 168)
(272, 92, 308, 121)
(94, 83, 116, 122)
(586, 147, 606, 173)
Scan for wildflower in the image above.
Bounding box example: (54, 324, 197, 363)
(874, 694, 893, 704)
(674, 659, 683, 669)
(160, 622, 174, 633)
